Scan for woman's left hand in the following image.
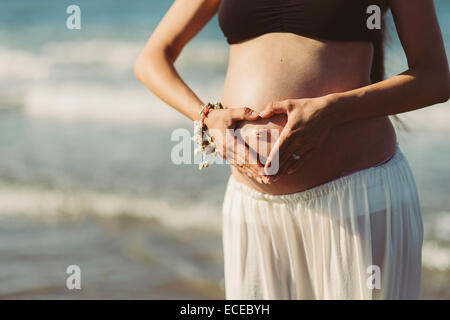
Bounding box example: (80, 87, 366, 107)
(258, 96, 335, 180)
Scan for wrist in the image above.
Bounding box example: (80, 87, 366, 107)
(203, 113, 214, 129)
(192, 101, 205, 121)
(201, 102, 224, 129)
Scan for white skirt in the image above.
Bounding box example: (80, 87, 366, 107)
(222, 145, 423, 300)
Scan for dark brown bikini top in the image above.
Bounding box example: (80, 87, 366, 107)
(218, 0, 385, 45)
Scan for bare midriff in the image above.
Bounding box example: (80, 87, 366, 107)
(222, 33, 397, 195)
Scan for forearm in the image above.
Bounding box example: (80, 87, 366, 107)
(324, 66, 450, 126)
(134, 48, 204, 121)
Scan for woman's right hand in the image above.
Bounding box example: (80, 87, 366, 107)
(204, 107, 270, 183)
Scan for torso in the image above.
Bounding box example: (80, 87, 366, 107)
(222, 33, 397, 195)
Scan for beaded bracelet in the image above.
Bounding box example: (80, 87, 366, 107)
(192, 102, 224, 170)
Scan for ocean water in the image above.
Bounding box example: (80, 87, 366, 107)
(0, 0, 449, 299)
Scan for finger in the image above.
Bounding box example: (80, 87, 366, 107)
(224, 127, 268, 182)
(238, 151, 266, 177)
(228, 142, 268, 183)
(237, 134, 264, 168)
(242, 164, 269, 183)
(222, 129, 239, 162)
(277, 139, 298, 173)
(227, 143, 265, 178)
(230, 158, 265, 182)
(232, 163, 255, 179)
(223, 131, 245, 164)
(230, 107, 259, 122)
(283, 141, 316, 171)
(245, 143, 264, 170)
(229, 130, 265, 171)
(264, 124, 291, 175)
(259, 100, 289, 118)
(237, 131, 272, 184)
(263, 140, 293, 182)
(224, 146, 246, 168)
(236, 165, 271, 184)
(278, 149, 303, 178)
(285, 149, 316, 176)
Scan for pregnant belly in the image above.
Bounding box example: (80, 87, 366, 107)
(232, 112, 397, 195)
(223, 35, 397, 194)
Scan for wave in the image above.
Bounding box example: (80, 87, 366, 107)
(0, 45, 49, 80)
(423, 241, 450, 272)
(422, 212, 450, 271)
(21, 82, 193, 126)
(1, 40, 449, 130)
(40, 40, 143, 71)
(19, 80, 225, 126)
(0, 39, 227, 125)
(0, 185, 448, 271)
(0, 39, 228, 81)
(16, 80, 449, 130)
(428, 212, 450, 243)
(0, 185, 222, 232)
(40, 39, 228, 71)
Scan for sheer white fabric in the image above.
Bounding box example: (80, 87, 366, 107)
(222, 146, 423, 300)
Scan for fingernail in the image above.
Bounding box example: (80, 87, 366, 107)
(287, 169, 294, 175)
(256, 177, 263, 184)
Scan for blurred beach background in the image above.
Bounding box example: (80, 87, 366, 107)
(0, 0, 449, 299)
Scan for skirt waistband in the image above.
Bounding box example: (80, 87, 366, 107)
(227, 144, 405, 203)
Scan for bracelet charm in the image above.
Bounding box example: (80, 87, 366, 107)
(192, 102, 224, 170)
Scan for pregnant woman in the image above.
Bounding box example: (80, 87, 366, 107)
(135, 0, 449, 299)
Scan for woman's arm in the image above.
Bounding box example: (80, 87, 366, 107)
(134, 0, 219, 121)
(324, 0, 450, 125)
(135, 0, 267, 180)
(259, 0, 449, 178)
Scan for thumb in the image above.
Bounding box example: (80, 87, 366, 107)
(264, 125, 290, 175)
